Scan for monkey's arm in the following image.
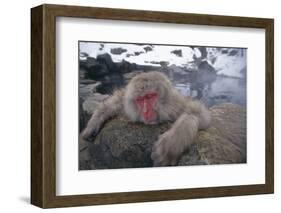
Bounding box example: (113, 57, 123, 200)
(82, 90, 124, 141)
(151, 113, 200, 166)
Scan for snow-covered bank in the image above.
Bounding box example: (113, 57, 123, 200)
(79, 42, 247, 78)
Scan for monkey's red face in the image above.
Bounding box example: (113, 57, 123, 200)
(135, 91, 158, 124)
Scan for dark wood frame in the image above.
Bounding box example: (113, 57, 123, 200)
(31, 4, 274, 208)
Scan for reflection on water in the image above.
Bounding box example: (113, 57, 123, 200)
(174, 75, 246, 107)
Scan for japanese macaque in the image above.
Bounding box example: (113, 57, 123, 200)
(82, 71, 211, 166)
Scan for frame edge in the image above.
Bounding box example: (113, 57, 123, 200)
(265, 18, 274, 194)
(30, 3, 275, 208)
(31, 5, 44, 208)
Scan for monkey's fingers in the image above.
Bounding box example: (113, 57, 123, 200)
(151, 136, 179, 166)
(151, 152, 166, 167)
(81, 128, 98, 142)
(152, 151, 178, 167)
(151, 141, 169, 166)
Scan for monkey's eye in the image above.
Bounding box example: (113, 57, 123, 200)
(145, 93, 157, 99)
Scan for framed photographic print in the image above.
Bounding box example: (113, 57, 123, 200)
(31, 4, 274, 208)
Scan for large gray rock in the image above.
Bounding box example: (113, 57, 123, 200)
(79, 103, 246, 170)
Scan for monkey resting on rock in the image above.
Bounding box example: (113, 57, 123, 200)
(82, 71, 211, 166)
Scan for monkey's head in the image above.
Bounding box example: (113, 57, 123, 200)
(124, 71, 173, 124)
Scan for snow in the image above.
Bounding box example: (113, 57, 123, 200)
(79, 42, 247, 78)
(207, 48, 247, 78)
(79, 42, 195, 67)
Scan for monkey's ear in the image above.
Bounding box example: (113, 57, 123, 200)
(157, 83, 170, 100)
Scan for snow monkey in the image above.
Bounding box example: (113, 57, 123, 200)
(82, 71, 211, 166)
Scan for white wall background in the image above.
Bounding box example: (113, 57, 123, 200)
(0, 0, 279, 212)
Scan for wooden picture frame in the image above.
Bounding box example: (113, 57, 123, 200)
(31, 4, 274, 208)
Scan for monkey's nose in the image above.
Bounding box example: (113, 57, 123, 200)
(143, 102, 148, 113)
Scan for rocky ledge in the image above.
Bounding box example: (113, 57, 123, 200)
(79, 103, 246, 170)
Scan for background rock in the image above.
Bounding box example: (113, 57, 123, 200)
(143, 46, 153, 52)
(110, 47, 127, 55)
(171, 49, 183, 57)
(79, 103, 246, 170)
(79, 82, 102, 100)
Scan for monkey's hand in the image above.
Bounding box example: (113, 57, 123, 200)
(151, 130, 179, 166)
(151, 113, 199, 166)
(81, 113, 102, 142)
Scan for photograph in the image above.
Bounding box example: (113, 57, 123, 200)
(78, 41, 247, 170)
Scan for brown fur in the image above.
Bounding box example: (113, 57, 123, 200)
(82, 71, 211, 166)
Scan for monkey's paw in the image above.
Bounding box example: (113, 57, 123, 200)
(81, 126, 99, 142)
(151, 132, 179, 167)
